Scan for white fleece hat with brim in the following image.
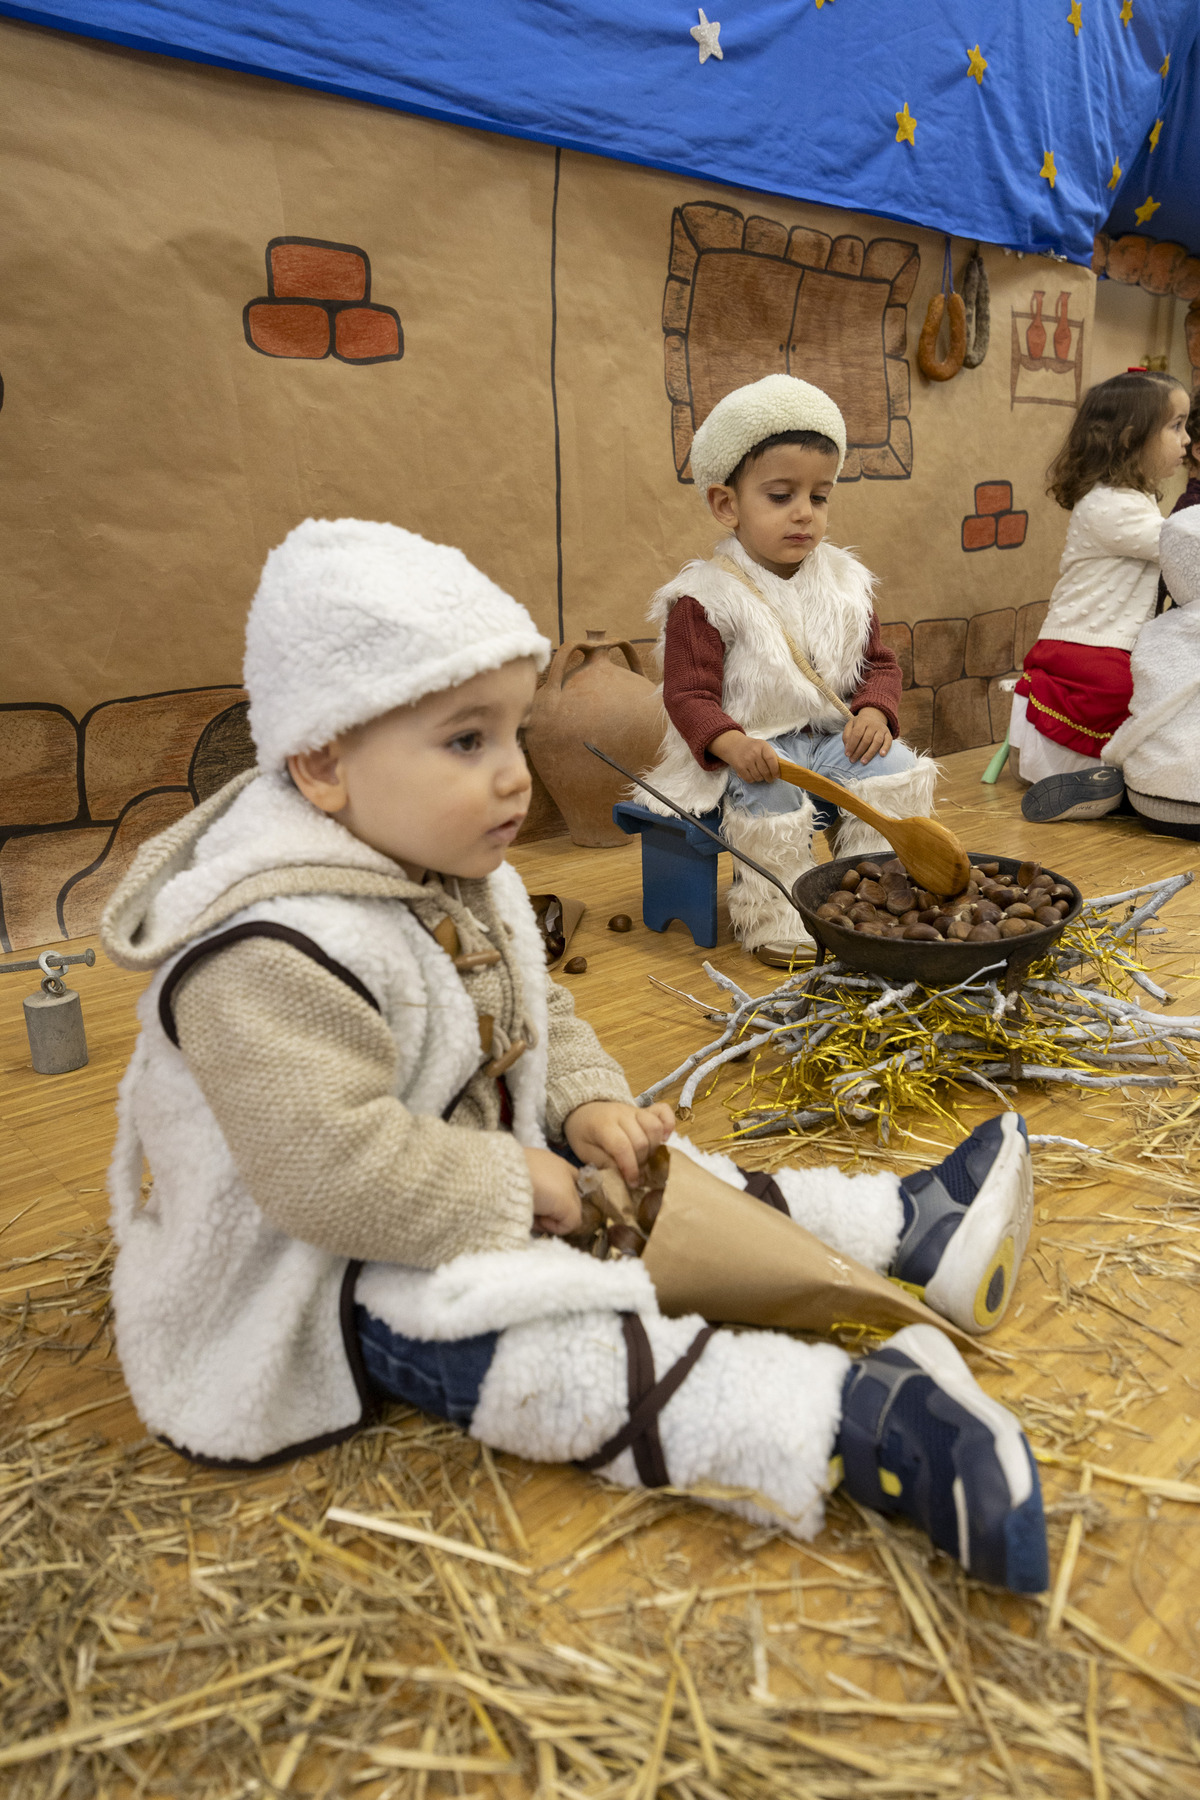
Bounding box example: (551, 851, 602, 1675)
(245, 518, 552, 768)
(690, 374, 847, 491)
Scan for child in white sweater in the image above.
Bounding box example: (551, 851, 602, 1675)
(101, 519, 1046, 1591)
(1013, 371, 1191, 822)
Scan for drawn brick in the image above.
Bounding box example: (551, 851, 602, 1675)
(1140, 241, 1186, 297)
(886, 357, 910, 419)
(269, 240, 367, 302)
(913, 618, 967, 690)
(863, 239, 920, 293)
(1015, 601, 1049, 666)
(827, 236, 865, 278)
(662, 277, 692, 333)
(879, 621, 913, 689)
(965, 608, 1015, 677)
(669, 211, 700, 282)
(679, 202, 744, 252)
(988, 673, 1020, 743)
(663, 334, 690, 403)
(996, 511, 1028, 549)
(974, 481, 1012, 516)
(786, 227, 831, 270)
(1171, 256, 1200, 304)
(59, 791, 194, 942)
(83, 688, 246, 820)
(334, 305, 402, 362)
(671, 403, 694, 475)
(1186, 304, 1200, 372)
(1106, 234, 1149, 285)
(246, 301, 330, 359)
(883, 305, 907, 357)
(962, 514, 997, 552)
(898, 686, 933, 753)
(190, 703, 256, 804)
(1091, 232, 1110, 275)
(839, 447, 862, 482)
(0, 708, 79, 830)
(932, 678, 992, 755)
(0, 825, 109, 950)
(743, 216, 788, 257)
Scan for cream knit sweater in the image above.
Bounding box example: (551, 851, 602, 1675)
(1036, 485, 1166, 654)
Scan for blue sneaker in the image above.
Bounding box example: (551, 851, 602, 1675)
(892, 1113, 1033, 1334)
(836, 1324, 1048, 1593)
(1021, 766, 1124, 822)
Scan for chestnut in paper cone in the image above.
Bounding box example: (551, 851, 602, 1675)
(640, 1149, 972, 1350)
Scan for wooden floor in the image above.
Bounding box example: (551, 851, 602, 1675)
(4, 744, 1200, 1795)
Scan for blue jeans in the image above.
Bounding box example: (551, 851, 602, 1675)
(724, 727, 919, 828)
(356, 1306, 498, 1425)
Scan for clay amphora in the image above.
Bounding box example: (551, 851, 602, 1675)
(1026, 292, 1046, 361)
(525, 631, 664, 847)
(1053, 292, 1071, 361)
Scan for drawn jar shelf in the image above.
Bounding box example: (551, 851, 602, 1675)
(1010, 289, 1084, 409)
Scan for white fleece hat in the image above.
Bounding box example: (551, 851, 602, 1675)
(1160, 507, 1200, 608)
(245, 518, 552, 768)
(689, 373, 847, 491)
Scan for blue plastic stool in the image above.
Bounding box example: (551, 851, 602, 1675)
(612, 802, 725, 948)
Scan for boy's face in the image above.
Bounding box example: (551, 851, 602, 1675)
(289, 658, 537, 882)
(707, 442, 840, 579)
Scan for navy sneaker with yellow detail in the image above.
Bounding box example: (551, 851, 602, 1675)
(891, 1112, 1033, 1334)
(834, 1323, 1048, 1593)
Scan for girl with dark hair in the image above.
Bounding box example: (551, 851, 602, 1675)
(1012, 371, 1191, 822)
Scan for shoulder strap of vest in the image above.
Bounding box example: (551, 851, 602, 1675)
(158, 920, 381, 1049)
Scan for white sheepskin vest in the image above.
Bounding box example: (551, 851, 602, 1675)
(106, 773, 655, 1465)
(642, 534, 877, 814)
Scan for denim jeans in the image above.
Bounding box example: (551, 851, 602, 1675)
(356, 1306, 498, 1425)
(724, 726, 919, 827)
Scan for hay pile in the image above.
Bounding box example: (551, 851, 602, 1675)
(638, 875, 1200, 1150)
(5, 1227, 1200, 1796)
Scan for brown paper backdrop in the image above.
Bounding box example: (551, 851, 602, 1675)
(0, 16, 1162, 950)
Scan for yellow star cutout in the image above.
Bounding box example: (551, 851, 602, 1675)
(967, 44, 987, 83)
(1160, 53, 1170, 77)
(1108, 156, 1122, 188)
(1149, 118, 1162, 151)
(1068, 0, 1082, 35)
(895, 102, 916, 145)
(1134, 195, 1161, 225)
(1120, 0, 1133, 26)
(1040, 150, 1058, 189)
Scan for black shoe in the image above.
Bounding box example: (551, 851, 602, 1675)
(835, 1325, 1049, 1593)
(891, 1114, 1032, 1333)
(1021, 767, 1124, 823)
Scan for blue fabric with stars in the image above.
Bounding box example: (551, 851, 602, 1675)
(1, 0, 1197, 261)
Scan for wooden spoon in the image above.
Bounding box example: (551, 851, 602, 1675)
(776, 759, 971, 896)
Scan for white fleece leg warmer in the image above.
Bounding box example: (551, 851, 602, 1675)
(470, 1308, 849, 1540)
(670, 1135, 904, 1273)
(722, 802, 817, 952)
(831, 758, 938, 860)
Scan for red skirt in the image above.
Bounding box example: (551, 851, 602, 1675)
(1016, 639, 1133, 759)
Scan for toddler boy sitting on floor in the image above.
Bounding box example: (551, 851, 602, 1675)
(101, 518, 1046, 1593)
(644, 374, 936, 963)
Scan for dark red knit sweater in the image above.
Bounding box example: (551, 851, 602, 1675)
(662, 595, 904, 770)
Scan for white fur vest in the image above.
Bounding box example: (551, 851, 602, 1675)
(642, 534, 877, 815)
(102, 773, 655, 1465)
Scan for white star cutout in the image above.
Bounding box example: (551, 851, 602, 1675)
(691, 8, 723, 62)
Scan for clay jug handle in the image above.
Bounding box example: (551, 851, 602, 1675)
(553, 634, 646, 688)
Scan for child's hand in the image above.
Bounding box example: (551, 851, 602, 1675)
(523, 1147, 583, 1236)
(842, 707, 893, 765)
(564, 1101, 676, 1187)
(709, 730, 780, 785)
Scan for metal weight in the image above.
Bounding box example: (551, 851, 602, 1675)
(1, 949, 95, 1075)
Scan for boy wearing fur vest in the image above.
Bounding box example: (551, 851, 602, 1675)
(645, 374, 936, 963)
(100, 518, 1046, 1593)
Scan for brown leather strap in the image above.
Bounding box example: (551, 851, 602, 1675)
(738, 1167, 791, 1217)
(158, 922, 380, 1049)
(577, 1314, 716, 1486)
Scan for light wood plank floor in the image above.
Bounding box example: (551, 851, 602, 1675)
(4, 745, 1200, 1792)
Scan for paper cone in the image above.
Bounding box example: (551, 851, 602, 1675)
(640, 1149, 973, 1351)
